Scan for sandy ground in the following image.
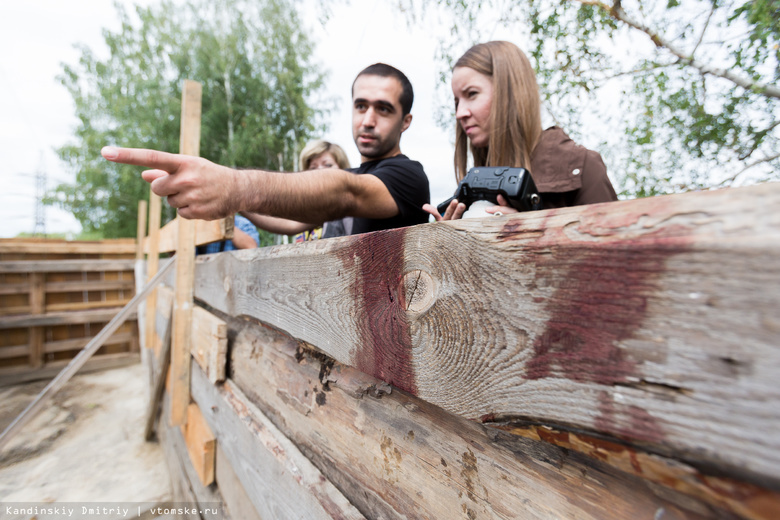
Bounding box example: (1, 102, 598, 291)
(0, 362, 172, 518)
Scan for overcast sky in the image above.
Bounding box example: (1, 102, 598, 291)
(0, 0, 457, 238)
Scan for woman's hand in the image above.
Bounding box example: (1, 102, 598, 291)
(423, 199, 467, 221)
(485, 194, 518, 216)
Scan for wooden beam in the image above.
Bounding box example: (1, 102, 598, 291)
(228, 320, 761, 520)
(192, 182, 780, 490)
(191, 306, 227, 384)
(153, 285, 175, 356)
(0, 238, 136, 255)
(182, 402, 216, 486)
(42, 331, 135, 354)
(145, 189, 162, 353)
(145, 218, 234, 254)
(170, 79, 201, 426)
(189, 361, 366, 520)
(0, 259, 135, 273)
(27, 273, 45, 369)
(44, 299, 132, 313)
(145, 311, 172, 441)
(136, 200, 148, 261)
(0, 309, 137, 329)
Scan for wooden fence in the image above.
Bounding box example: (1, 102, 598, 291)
(0, 238, 139, 385)
(146, 181, 780, 520)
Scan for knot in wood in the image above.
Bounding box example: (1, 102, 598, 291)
(402, 269, 435, 313)
(223, 276, 231, 294)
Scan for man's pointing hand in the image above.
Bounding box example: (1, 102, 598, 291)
(101, 146, 242, 220)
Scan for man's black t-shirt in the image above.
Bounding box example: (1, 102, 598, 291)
(324, 154, 430, 237)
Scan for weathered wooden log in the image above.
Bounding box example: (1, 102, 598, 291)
(188, 359, 366, 520)
(192, 183, 780, 492)
(226, 317, 773, 519)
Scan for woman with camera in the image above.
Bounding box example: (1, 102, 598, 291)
(424, 41, 617, 221)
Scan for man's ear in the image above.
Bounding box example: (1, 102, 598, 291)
(401, 113, 413, 133)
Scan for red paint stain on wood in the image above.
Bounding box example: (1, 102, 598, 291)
(340, 229, 417, 395)
(511, 217, 693, 443)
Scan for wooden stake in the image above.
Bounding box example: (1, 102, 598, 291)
(145, 193, 162, 353)
(135, 199, 148, 262)
(170, 80, 202, 427)
(27, 272, 45, 369)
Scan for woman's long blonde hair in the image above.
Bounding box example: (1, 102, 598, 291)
(453, 41, 542, 182)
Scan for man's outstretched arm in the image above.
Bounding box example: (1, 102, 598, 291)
(102, 146, 398, 222)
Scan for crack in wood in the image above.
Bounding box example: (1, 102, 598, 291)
(406, 270, 423, 311)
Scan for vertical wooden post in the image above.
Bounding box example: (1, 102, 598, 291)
(134, 199, 148, 354)
(145, 193, 162, 354)
(170, 80, 202, 426)
(28, 273, 45, 369)
(136, 200, 148, 262)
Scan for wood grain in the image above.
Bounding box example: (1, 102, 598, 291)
(228, 320, 733, 520)
(0, 238, 136, 255)
(170, 79, 201, 426)
(191, 306, 227, 384)
(0, 260, 135, 273)
(192, 182, 780, 489)
(182, 402, 216, 486)
(145, 217, 234, 254)
(189, 360, 366, 520)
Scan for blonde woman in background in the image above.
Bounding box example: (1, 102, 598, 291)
(241, 140, 351, 240)
(295, 141, 351, 241)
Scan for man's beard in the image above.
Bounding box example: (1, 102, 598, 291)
(355, 123, 402, 159)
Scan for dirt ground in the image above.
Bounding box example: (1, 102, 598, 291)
(0, 362, 172, 518)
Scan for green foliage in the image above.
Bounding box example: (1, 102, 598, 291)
(48, 0, 327, 238)
(397, 0, 780, 198)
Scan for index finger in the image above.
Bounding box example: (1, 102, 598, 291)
(102, 146, 183, 173)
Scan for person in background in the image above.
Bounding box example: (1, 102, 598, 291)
(195, 214, 259, 254)
(240, 140, 352, 242)
(425, 41, 617, 221)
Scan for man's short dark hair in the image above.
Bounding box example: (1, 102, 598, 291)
(353, 63, 414, 116)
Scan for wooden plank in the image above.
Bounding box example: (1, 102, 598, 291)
(44, 299, 132, 313)
(0, 309, 137, 329)
(154, 285, 175, 356)
(0, 345, 28, 360)
(145, 190, 162, 352)
(192, 182, 780, 490)
(145, 312, 172, 441)
(182, 402, 216, 486)
(0, 283, 31, 296)
(146, 217, 234, 254)
(215, 444, 263, 520)
(0, 352, 139, 387)
(27, 273, 45, 369)
(158, 395, 228, 520)
(43, 331, 134, 354)
(0, 238, 136, 255)
(136, 199, 148, 261)
(44, 279, 136, 293)
(189, 360, 366, 520)
(0, 259, 135, 273)
(191, 306, 227, 384)
(229, 319, 758, 520)
(170, 79, 201, 427)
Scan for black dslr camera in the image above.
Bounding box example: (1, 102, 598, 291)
(436, 167, 542, 215)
